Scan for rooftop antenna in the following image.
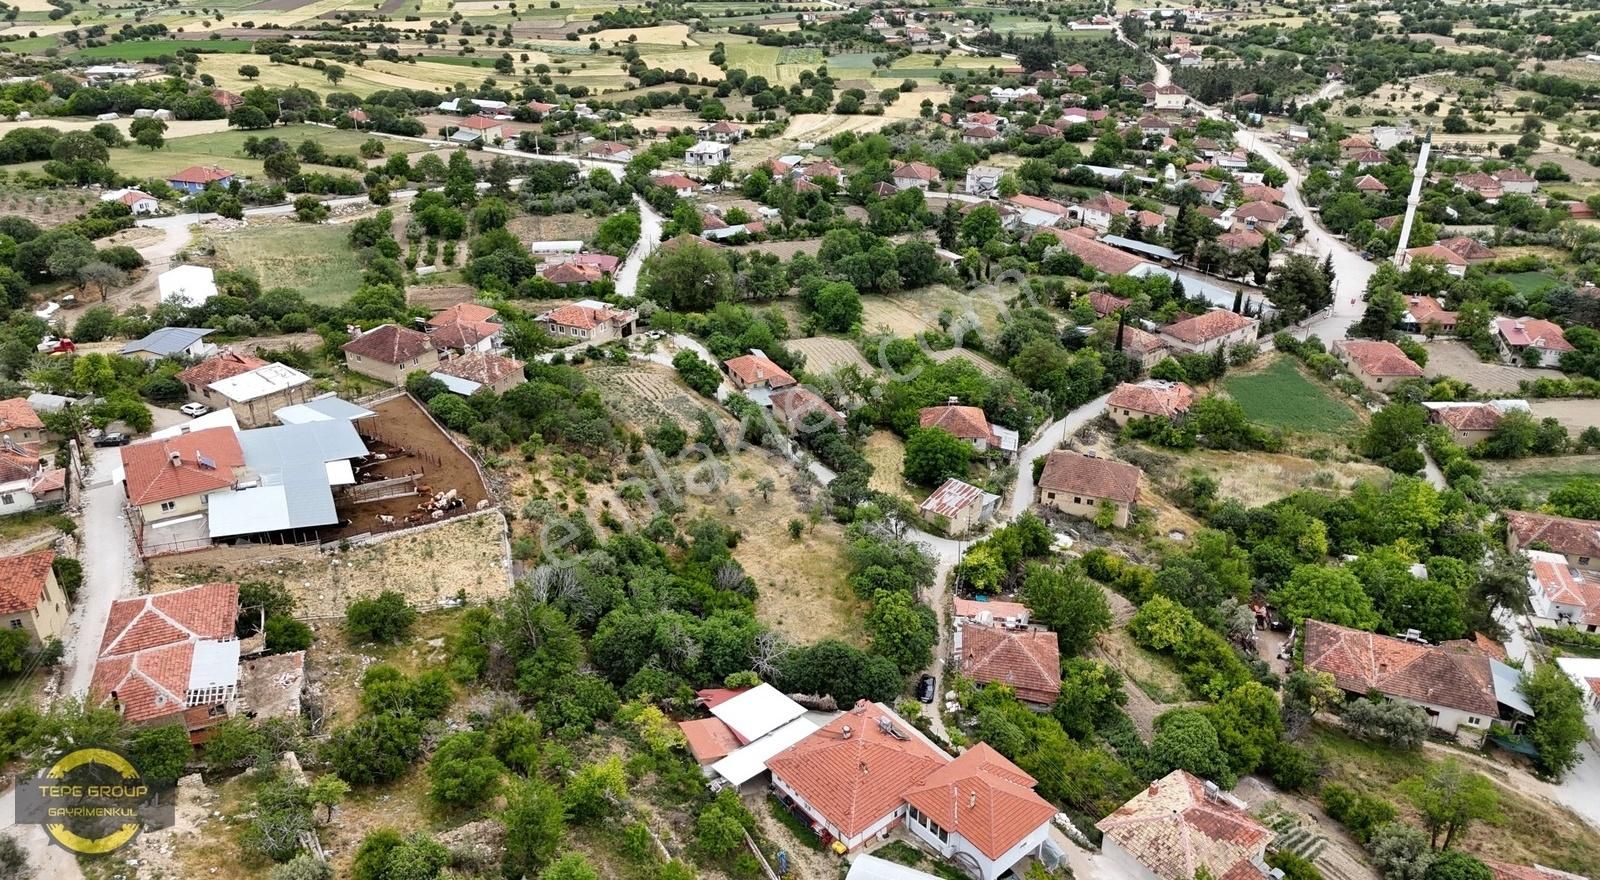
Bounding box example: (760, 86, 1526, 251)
(1393, 128, 1433, 268)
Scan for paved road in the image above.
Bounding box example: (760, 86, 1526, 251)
(60, 446, 139, 697)
(615, 194, 664, 299)
(1009, 393, 1112, 518)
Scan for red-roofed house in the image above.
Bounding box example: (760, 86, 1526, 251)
(959, 623, 1060, 704)
(1353, 174, 1388, 194)
(1107, 380, 1194, 426)
(652, 173, 700, 197)
(91, 582, 245, 732)
(1400, 244, 1468, 277)
(1427, 403, 1504, 446)
(433, 352, 527, 395)
(582, 140, 635, 162)
(455, 115, 503, 140)
(768, 701, 1054, 878)
(1435, 236, 1497, 264)
(1507, 510, 1600, 573)
(1078, 193, 1131, 232)
(1494, 316, 1573, 364)
(1036, 450, 1142, 527)
(1332, 339, 1424, 391)
(1159, 310, 1259, 355)
(1097, 770, 1274, 880)
(1401, 296, 1458, 335)
(176, 352, 270, 410)
(1035, 227, 1150, 275)
(891, 161, 943, 191)
(427, 302, 505, 354)
(535, 300, 637, 344)
(920, 477, 999, 536)
(0, 398, 44, 446)
(919, 402, 1017, 456)
(1526, 549, 1600, 633)
(166, 165, 234, 194)
(1109, 324, 1170, 370)
(769, 385, 844, 434)
(723, 351, 795, 395)
(342, 324, 441, 385)
(120, 426, 246, 544)
(0, 550, 68, 648)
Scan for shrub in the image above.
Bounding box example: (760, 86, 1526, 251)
(1322, 782, 1396, 843)
(264, 616, 312, 653)
(1341, 697, 1429, 750)
(344, 591, 416, 644)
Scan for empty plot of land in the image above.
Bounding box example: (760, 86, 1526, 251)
(1421, 340, 1565, 393)
(859, 296, 937, 336)
(1144, 447, 1392, 507)
(1528, 399, 1600, 434)
(929, 347, 1008, 378)
(789, 336, 873, 374)
(1222, 356, 1359, 434)
(1482, 455, 1600, 500)
(209, 223, 365, 306)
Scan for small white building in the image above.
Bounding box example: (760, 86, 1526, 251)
(158, 265, 219, 308)
(101, 188, 160, 215)
(1526, 549, 1600, 634)
(965, 165, 1004, 197)
(685, 140, 732, 167)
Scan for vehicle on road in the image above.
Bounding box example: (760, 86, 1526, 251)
(917, 673, 937, 703)
(179, 402, 210, 417)
(93, 432, 131, 447)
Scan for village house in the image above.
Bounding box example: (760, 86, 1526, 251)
(0, 442, 66, 516)
(1494, 316, 1573, 365)
(204, 362, 315, 428)
(1109, 325, 1170, 371)
(722, 350, 795, 404)
(767, 702, 1056, 880)
(1159, 310, 1259, 355)
(1332, 339, 1425, 392)
(101, 188, 159, 215)
(1399, 244, 1468, 278)
(1233, 200, 1287, 232)
(121, 327, 217, 362)
(768, 385, 844, 434)
(453, 115, 502, 142)
(685, 140, 732, 166)
(0, 550, 69, 649)
(652, 172, 700, 197)
(1353, 174, 1388, 194)
(167, 165, 234, 194)
(177, 352, 269, 411)
(1455, 172, 1504, 201)
(965, 165, 1004, 197)
(1035, 450, 1142, 528)
(427, 302, 505, 354)
(1078, 193, 1131, 233)
(0, 398, 45, 447)
(920, 477, 1000, 537)
(891, 161, 942, 191)
(582, 141, 634, 162)
(1350, 149, 1386, 169)
(962, 125, 1002, 145)
(1425, 402, 1504, 446)
(1153, 84, 1188, 110)
(677, 684, 818, 788)
(91, 582, 243, 732)
(534, 300, 637, 344)
(1106, 380, 1194, 427)
(698, 120, 745, 143)
(1493, 167, 1538, 194)
(919, 401, 1018, 457)
(1037, 228, 1151, 276)
(1435, 236, 1497, 265)
(957, 622, 1060, 705)
(1097, 770, 1275, 880)
(1240, 184, 1285, 203)
(1303, 619, 1534, 744)
(341, 324, 440, 385)
(1006, 194, 1070, 228)
(432, 352, 527, 396)
(119, 426, 247, 552)
(1525, 549, 1600, 634)
(1506, 510, 1600, 572)
(1400, 295, 1458, 335)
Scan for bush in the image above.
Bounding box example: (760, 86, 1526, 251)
(1322, 782, 1396, 843)
(672, 350, 721, 398)
(1342, 697, 1429, 749)
(344, 591, 416, 644)
(264, 616, 312, 653)
(269, 855, 332, 880)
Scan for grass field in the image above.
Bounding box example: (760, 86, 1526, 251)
(70, 39, 257, 59)
(1495, 271, 1562, 296)
(1222, 356, 1358, 434)
(14, 125, 404, 182)
(209, 224, 364, 305)
(1481, 455, 1600, 500)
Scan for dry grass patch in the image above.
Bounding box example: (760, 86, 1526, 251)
(863, 430, 914, 501)
(789, 336, 873, 374)
(508, 212, 600, 244)
(1148, 448, 1393, 507)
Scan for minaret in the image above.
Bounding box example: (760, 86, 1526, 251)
(1392, 128, 1432, 267)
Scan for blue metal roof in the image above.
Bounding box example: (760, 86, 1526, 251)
(1100, 235, 1181, 262)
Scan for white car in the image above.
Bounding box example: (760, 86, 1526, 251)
(179, 403, 210, 417)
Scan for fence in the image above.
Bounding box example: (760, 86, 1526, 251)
(341, 473, 419, 505)
(144, 537, 320, 571)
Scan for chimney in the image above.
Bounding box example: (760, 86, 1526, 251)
(841, 725, 852, 740)
(1148, 781, 1160, 796)
(968, 791, 978, 809)
(169, 451, 182, 467)
(947, 396, 959, 405)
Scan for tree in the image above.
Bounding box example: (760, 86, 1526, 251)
(1151, 709, 1233, 785)
(1052, 658, 1126, 739)
(263, 150, 301, 182)
(345, 591, 416, 644)
(672, 351, 721, 398)
(1368, 822, 1435, 880)
(1425, 851, 1492, 880)
(1400, 758, 1500, 850)
(1343, 697, 1430, 749)
(308, 774, 349, 823)
(77, 261, 126, 300)
(129, 117, 166, 151)
(1271, 565, 1379, 629)
(239, 65, 260, 80)
(44, 235, 95, 282)
(866, 589, 937, 673)
(502, 778, 567, 879)
(1020, 563, 1110, 656)
(51, 131, 109, 166)
(127, 724, 193, 786)
(1205, 682, 1284, 778)
(324, 65, 346, 85)
(323, 713, 424, 784)
(811, 281, 862, 332)
(427, 731, 503, 809)
(961, 204, 1003, 249)
(644, 242, 732, 311)
(903, 427, 971, 487)
(565, 755, 627, 823)
(1519, 663, 1588, 780)
(265, 616, 312, 653)
(540, 854, 600, 880)
(1359, 403, 1429, 471)
(1546, 477, 1600, 519)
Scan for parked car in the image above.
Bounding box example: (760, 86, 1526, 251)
(179, 403, 210, 417)
(93, 432, 130, 447)
(916, 673, 937, 703)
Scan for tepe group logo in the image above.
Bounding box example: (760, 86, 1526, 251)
(15, 747, 175, 856)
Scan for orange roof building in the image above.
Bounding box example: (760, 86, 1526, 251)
(1506, 510, 1600, 571)
(119, 426, 245, 508)
(1037, 450, 1142, 527)
(767, 701, 1055, 873)
(1107, 380, 1194, 425)
(1097, 770, 1274, 880)
(1333, 339, 1424, 390)
(0, 549, 69, 649)
(1159, 310, 1258, 354)
(91, 582, 241, 727)
(959, 623, 1060, 704)
(723, 352, 795, 391)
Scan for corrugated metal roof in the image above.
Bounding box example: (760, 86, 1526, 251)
(209, 422, 368, 537)
(710, 683, 806, 743)
(121, 327, 215, 356)
(274, 395, 374, 424)
(846, 856, 943, 880)
(709, 715, 823, 786)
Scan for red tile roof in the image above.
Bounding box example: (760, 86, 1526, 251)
(1083, 193, 1131, 215)
(919, 404, 997, 444)
(1529, 551, 1600, 627)
(342, 324, 435, 364)
(541, 262, 605, 285)
(766, 701, 948, 840)
(1217, 229, 1265, 251)
(429, 302, 499, 328)
(770, 385, 843, 429)
(168, 165, 233, 184)
(0, 550, 55, 615)
(457, 115, 501, 130)
(1037, 450, 1141, 504)
(1089, 292, 1132, 317)
(539, 302, 630, 330)
(960, 624, 1060, 704)
(1303, 619, 1499, 716)
(902, 743, 1056, 860)
(1108, 381, 1194, 418)
(1429, 403, 1502, 432)
(1405, 295, 1457, 327)
(1495, 316, 1573, 352)
(93, 582, 240, 724)
(176, 352, 269, 388)
(120, 426, 244, 506)
(1115, 325, 1168, 356)
(1096, 770, 1273, 880)
(1162, 310, 1256, 345)
(1506, 510, 1600, 559)
(1352, 174, 1388, 192)
(1007, 194, 1069, 216)
(1235, 201, 1287, 224)
(964, 125, 1001, 140)
(0, 398, 42, 434)
(653, 173, 699, 190)
(1435, 236, 1496, 262)
(1406, 244, 1468, 267)
(1335, 339, 1425, 378)
(679, 716, 742, 764)
(1036, 227, 1149, 275)
(953, 597, 1029, 621)
(892, 161, 941, 182)
(434, 352, 524, 387)
(724, 353, 795, 389)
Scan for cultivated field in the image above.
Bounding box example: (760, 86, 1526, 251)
(208, 223, 366, 306)
(788, 335, 873, 374)
(1222, 356, 1360, 434)
(1421, 340, 1565, 394)
(1482, 454, 1600, 501)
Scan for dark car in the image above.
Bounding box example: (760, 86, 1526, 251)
(917, 673, 937, 704)
(93, 432, 130, 447)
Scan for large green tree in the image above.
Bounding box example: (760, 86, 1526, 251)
(902, 427, 972, 487)
(643, 241, 733, 311)
(1519, 663, 1589, 781)
(1270, 565, 1380, 629)
(1400, 759, 1500, 850)
(1020, 562, 1111, 656)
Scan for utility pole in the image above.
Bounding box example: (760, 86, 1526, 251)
(1392, 128, 1432, 268)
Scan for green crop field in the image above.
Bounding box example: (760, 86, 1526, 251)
(1222, 356, 1359, 433)
(71, 39, 257, 59)
(210, 224, 364, 306)
(1495, 271, 1562, 296)
(1482, 456, 1600, 499)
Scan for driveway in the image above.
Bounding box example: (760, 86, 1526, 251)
(60, 445, 139, 697)
(615, 195, 664, 300)
(1009, 393, 1111, 518)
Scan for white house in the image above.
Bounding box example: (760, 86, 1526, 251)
(158, 265, 219, 308)
(1554, 656, 1600, 743)
(101, 188, 159, 215)
(1153, 84, 1188, 111)
(685, 141, 732, 166)
(1525, 549, 1600, 634)
(965, 165, 1004, 197)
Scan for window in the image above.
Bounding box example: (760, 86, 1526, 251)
(1581, 557, 1591, 565)
(7, 619, 19, 629)
(0, 494, 12, 506)
(1073, 496, 1082, 504)
(1045, 493, 1055, 501)
(160, 501, 177, 512)
(1468, 717, 1480, 725)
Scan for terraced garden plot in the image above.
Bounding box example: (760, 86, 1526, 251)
(789, 336, 873, 374)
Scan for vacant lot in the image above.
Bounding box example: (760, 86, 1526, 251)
(789, 336, 873, 374)
(859, 296, 938, 336)
(1222, 357, 1358, 434)
(1421, 340, 1565, 393)
(929, 347, 1008, 378)
(1140, 447, 1392, 507)
(209, 223, 365, 305)
(1482, 455, 1600, 500)
(863, 430, 914, 501)
(1528, 399, 1600, 434)
(1495, 271, 1563, 296)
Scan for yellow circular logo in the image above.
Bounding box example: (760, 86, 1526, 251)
(40, 748, 146, 855)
